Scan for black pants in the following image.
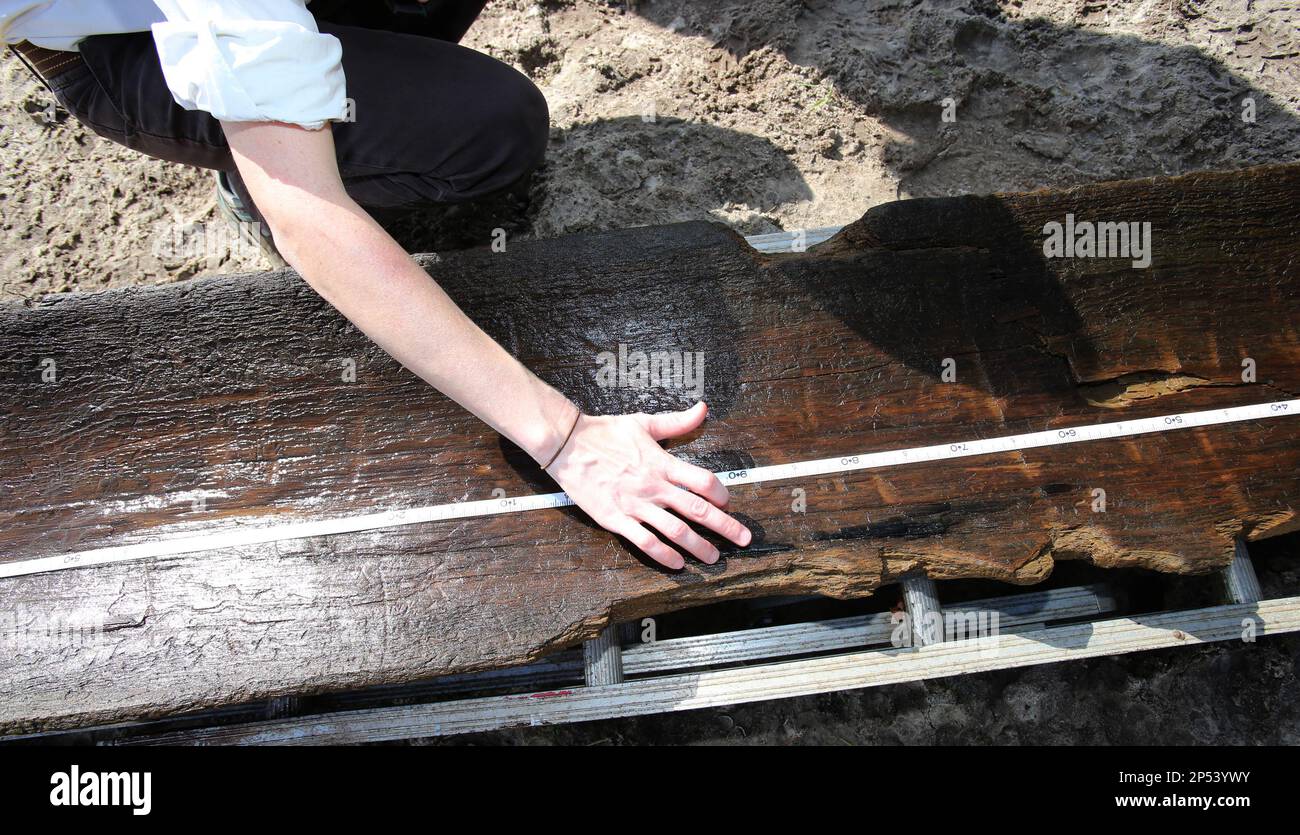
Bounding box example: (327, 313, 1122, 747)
(44, 1, 549, 217)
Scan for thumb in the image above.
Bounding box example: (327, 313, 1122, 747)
(641, 401, 708, 441)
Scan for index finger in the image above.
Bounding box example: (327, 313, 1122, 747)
(665, 458, 729, 508)
(660, 484, 752, 548)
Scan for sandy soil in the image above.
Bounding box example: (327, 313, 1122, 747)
(3, 0, 1297, 297)
(2, 0, 1298, 744)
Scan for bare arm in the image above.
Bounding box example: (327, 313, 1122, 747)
(222, 120, 751, 568)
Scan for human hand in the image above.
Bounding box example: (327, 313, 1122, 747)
(546, 402, 752, 569)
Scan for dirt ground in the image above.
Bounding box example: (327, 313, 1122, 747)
(2, 0, 1298, 744)
(4, 0, 1298, 295)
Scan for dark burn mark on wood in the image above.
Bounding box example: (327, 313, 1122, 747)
(688, 449, 755, 473)
(818, 520, 951, 541)
(812, 499, 1020, 541)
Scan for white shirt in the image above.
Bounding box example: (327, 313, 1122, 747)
(1, 0, 346, 129)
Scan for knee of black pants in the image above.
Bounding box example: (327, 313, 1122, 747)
(513, 77, 551, 181)
(438, 68, 550, 202)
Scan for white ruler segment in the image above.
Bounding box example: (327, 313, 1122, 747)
(2, 398, 1296, 580)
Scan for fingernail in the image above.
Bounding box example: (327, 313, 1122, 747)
(739, 528, 752, 546)
(707, 549, 720, 564)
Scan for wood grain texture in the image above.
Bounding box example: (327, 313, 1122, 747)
(2, 163, 1297, 733)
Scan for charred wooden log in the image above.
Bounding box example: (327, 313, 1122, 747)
(1, 163, 1297, 733)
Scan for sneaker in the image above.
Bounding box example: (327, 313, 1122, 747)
(214, 170, 287, 268)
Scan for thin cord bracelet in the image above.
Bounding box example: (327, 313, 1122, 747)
(541, 407, 583, 470)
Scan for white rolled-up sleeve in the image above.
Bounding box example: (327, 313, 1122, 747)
(150, 0, 346, 129)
